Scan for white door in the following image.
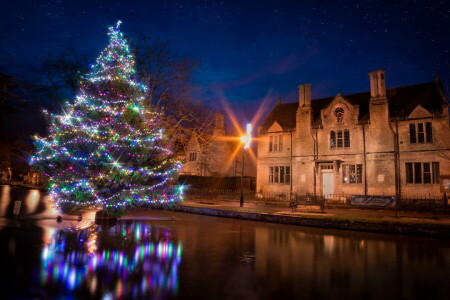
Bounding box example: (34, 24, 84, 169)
(322, 172, 334, 198)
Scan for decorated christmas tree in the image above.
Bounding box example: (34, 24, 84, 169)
(31, 21, 184, 216)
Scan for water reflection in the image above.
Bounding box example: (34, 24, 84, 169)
(1, 187, 450, 299)
(0, 185, 48, 217)
(40, 222, 182, 299)
(253, 227, 450, 299)
(0, 185, 93, 220)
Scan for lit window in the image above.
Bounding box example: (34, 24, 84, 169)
(342, 164, 362, 184)
(405, 162, 440, 184)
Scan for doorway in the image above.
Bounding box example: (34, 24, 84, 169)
(322, 172, 334, 198)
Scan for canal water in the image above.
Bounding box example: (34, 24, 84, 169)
(1, 185, 450, 299)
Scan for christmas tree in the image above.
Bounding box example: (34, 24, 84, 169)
(31, 21, 184, 216)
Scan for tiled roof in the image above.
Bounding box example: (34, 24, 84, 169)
(260, 81, 446, 132)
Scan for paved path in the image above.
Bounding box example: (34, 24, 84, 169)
(180, 200, 450, 225)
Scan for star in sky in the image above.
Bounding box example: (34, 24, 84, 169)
(1, 0, 448, 122)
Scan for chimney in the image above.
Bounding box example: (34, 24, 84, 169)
(377, 70, 386, 98)
(298, 83, 311, 107)
(213, 113, 225, 136)
(369, 70, 386, 98)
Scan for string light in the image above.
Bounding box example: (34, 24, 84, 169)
(30, 21, 184, 215)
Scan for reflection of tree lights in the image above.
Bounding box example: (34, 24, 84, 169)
(40, 222, 182, 298)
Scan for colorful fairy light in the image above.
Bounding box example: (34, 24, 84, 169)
(30, 21, 184, 215)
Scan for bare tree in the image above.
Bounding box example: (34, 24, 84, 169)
(33, 48, 89, 110)
(35, 36, 216, 154)
(0, 71, 33, 171)
(131, 34, 215, 150)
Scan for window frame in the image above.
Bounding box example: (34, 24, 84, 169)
(269, 135, 283, 152)
(269, 165, 290, 184)
(405, 162, 440, 184)
(409, 122, 433, 144)
(330, 129, 350, 148)
(189, 152, 197, 162)
(342, 164, 363, 184)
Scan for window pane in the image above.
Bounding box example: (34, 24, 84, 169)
(342, 165, 349, 183)
(330, 131, 336, 148)
(414, 162, 422, 183)
(350, 165, 356, 183)
(426, 122, 433, 143)
(274, 166, 279, 183)
(409, 124, 416, 143)
(337, 130, 343, 148)
(269, 136, 273, 151)
(418, 123, 424, 143)
(432, 162, 440, 183)
(269, 167, 273, 183)
(286, 167, 291, 184)
(279, 136, 283, 151)
(344, 130, 350, 147)
(273, 137, 278, 151)
(280, 166, 285, 183)
(356, 165, 362, 183)
(405, 163, 413, 184)
(423, 163, 431, 183)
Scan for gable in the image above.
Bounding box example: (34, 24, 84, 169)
(408, 105, 432, 119)
(268, 121, 283, 133)
(321, 94, 360, 126)
(186, 135, 201, 151)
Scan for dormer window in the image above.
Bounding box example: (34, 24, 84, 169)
(269, 135, 283, 152)
(334, 107, 344, 123)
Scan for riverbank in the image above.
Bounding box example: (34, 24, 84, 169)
(169, 200, 450, 238)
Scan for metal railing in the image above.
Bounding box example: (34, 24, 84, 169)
(185, 189, 449, 213)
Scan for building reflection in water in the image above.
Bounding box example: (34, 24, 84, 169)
(254, 227, 450, 299)
(40, 222, 182, 299)
(0, 185, 11, 216)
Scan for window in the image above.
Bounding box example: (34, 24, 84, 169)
(189, 152, 197, 162)
(334, 107, 344, 123)
(405, 162, 440, 184)
(321, 165, 334, 170)
(342, 164, 362, 184)
(409, 122, 432, 144)
(269, 166, 290, 184)
(269, 135, 283, 152)
(330, 130, 350, 148)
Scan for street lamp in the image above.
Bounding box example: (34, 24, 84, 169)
(239, 123, 252, 208)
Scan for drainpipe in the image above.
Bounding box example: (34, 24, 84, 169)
(362, 124, 367, 195)
(395, 120, 401, 201)
(311, 129, 318, 197)
(290, 130, 293, 200)
(388, 119, 401, 202)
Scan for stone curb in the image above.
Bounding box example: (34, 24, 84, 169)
(171, 205, 450, 238)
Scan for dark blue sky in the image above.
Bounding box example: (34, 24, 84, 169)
(1, 0, 449, 122)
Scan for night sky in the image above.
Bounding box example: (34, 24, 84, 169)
(1, 0, 449, 123)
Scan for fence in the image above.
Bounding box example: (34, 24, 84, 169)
(185, 188, 449, 213)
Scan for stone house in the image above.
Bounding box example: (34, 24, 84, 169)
(182, 113, 256, 177)
(257, 70, 449, 199)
